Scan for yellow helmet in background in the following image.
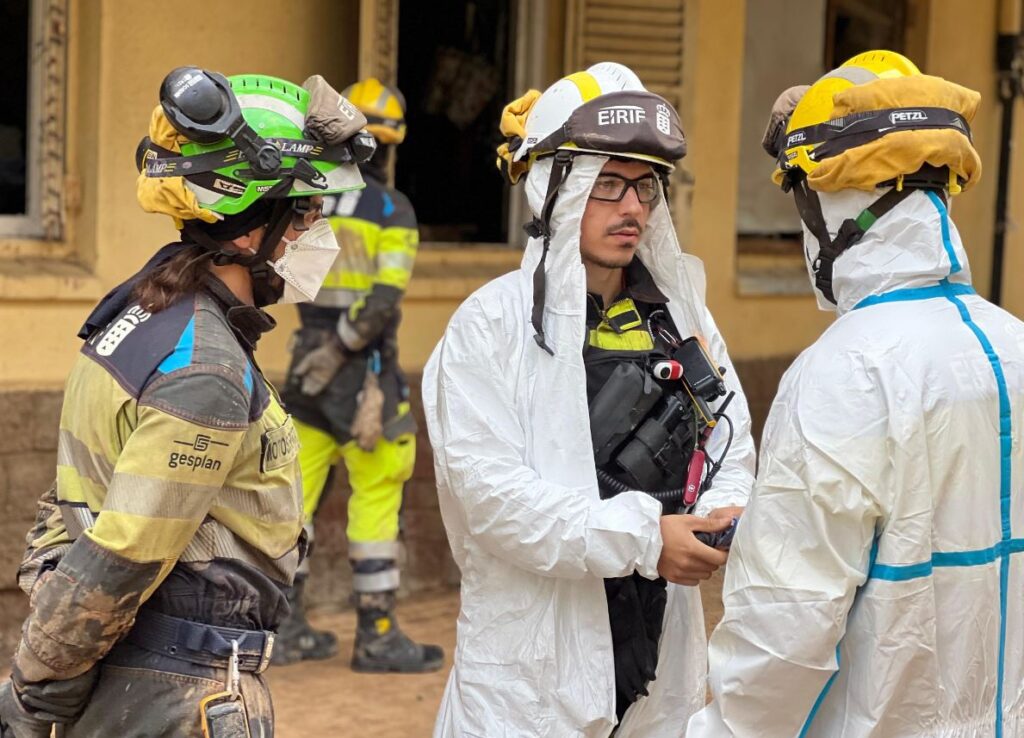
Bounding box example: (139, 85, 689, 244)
(343, 78, 407, 145)
(772, 50, 980, 195)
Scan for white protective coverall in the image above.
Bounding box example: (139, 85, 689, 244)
(424, 155, 755, 737)
(688, 187, 1024, 737)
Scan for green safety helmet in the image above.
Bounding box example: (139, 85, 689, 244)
(137, 68, 376, 219)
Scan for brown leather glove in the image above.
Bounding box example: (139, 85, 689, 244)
(762, 85, 811, 157)
(292, 335, 348, 396)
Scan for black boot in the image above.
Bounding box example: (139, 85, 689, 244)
(271, 575, 339, 666)
(351, 591, 444, 673)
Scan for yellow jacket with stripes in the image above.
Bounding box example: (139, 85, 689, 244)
(14, 280, 303, 683)
(310, 168, 418, 352)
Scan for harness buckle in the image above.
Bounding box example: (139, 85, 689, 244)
(256, 632, 275, 674)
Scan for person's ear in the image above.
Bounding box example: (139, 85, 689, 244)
(229, 227, 262, 256)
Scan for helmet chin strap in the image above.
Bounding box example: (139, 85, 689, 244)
(181, 197, 298, 307)
(790, 178, 917, 304)
(524, 150, 575, 355)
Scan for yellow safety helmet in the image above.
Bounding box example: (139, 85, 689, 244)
(772, 50, 980, 195)
(342, 78, 407, 145)
(766, 51, 983, 306)
(775, 51, 920, 185)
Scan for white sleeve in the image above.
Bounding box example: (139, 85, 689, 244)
(694, 307, 756, 517)
(687, 358, 884, 737)
(425, 307, 664, 580)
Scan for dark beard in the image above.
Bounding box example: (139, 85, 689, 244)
(582, 249, 634, 270)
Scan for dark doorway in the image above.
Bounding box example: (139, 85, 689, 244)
(826, 0, 908, 68)
(0, 0, 30, 215)
(396, 0, 515, 244)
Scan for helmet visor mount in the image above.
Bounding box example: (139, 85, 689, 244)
(142, 67, 377, 199)
(160, 67, 285, 179)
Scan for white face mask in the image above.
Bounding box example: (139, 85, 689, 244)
(267, 217, 340, 304)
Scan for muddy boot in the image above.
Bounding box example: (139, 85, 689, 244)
(271, 574, 339, 666)
(351, 591, 445, 673)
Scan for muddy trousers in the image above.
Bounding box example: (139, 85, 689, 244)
(64, 625, 274, 737)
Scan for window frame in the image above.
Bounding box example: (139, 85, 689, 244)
(734, 0, 921, 296)
(0, 0, 67, 244)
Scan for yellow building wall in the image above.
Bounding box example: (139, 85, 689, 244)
(1, 0, 1021, 389)
(0, 0, 359, 387)
(686, 0, 833, 359)
(924, 1, 1001, 300)
(1006, 94, 1024, 318)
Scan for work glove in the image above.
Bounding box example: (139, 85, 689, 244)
(302, 75, 368, 145)
(350, 369, 385, 451)
(0, 666, 98, 738)
(0, 681, 50, 738)
(762, 84, 811, 157)
(292, 335, 348, 396)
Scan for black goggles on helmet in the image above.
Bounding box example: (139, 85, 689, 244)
(135, 67, 376, 191)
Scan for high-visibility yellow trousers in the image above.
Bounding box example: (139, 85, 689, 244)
(294, 417, 415, 550)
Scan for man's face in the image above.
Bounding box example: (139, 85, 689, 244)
(579, 159, 656, 270)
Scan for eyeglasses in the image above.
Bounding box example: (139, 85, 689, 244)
(589, 174, 660, 204)
(290, 197, 324, 231)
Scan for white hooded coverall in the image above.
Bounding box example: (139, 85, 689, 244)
(424, 155, 755, 737)
(688, 188, 1024, 737)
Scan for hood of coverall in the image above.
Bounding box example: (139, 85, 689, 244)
(803, 186, 972, 314)
(522, 154, 710, 344)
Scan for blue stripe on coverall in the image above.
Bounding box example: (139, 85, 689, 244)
(797, 540, 879, 737)
(802, 193, 1012, 735)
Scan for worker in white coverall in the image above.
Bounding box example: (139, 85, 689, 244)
(424, 62, 755, 737)
(688, 50, 1024, 737)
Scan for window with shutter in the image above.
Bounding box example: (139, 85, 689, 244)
(564, 0, 691, 238)
(565, 0, 686, 110)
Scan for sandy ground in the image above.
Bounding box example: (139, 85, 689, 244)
(270, 573, 726, 737)
(268, 591, 460, 738)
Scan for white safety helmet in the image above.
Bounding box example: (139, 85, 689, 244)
(494, 62, 687, 353)
(514, 63, 645, 161)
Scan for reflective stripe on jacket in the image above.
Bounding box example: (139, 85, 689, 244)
(15, 288, 302, 684)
